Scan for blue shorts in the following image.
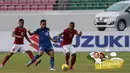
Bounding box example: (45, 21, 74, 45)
(39, 46, 53, 54)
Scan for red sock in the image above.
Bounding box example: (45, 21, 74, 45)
(2, 55, 10, 65)
(70, 55, 76, 69)
(27, 52, 36, 63)
(65, 53, 70, 65)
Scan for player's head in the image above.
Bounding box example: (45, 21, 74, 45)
(18, 19, 24, 28)
(40, 19, 46, 28)
(69, 22, 75, 30)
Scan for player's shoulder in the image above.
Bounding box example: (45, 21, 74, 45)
(14, 27, 19, 30)
(74, 29, 77, 32)
(36, 28, 41, 30)
(36, 28, 43, 31)
(23, 27, 27, 30)
(45, 27, 50, 31)
(64, 28, 69, 31)
(63, 28, 69, 33)
(14, 27, 26, 30)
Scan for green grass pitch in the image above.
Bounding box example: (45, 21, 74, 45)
(0, 52, 130, 73)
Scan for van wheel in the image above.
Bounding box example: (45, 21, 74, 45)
(97, 27, 106, 31)
(116, 20, 126, 31)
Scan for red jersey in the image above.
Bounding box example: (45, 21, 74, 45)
(14, 27, 26, 44)
(61, 28, 77, 46)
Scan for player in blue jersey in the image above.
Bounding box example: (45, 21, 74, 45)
(26, 19, 56, 71)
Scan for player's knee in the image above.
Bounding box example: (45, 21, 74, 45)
(71, 53, 76, 56)
(7, 55, 11, 57)
(39, 53, 43, 56)
(66, 52, 70, 55)
(26, 50, 32, 54)
(8, 52, 14, 57)
(38, 52, 44, 56)
(49, 50, 54, 57)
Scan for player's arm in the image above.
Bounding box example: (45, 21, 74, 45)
(50, 36, 57, 43)
(12, 31, 22, 38)
(76, 31, 82, 36)
(57, 32, 63, 40)
(28, 30, 37, 36)
(24, 32, 32, 44)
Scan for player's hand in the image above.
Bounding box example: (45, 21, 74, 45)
(57, 36, 60, 40)
(52, 40, 57, 43)
(30, 43, 35, 47)
(79, 31, 82, 36)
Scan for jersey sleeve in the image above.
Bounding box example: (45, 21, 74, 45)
(13, 28, 17, 32)
(47, 28, 50, 36)
(74, 30, 78, 35)
(63, 29, 67, 35)
(48, 28, 50, 31)
(24, 28, 27, 36)
(13, 28, 17, 34)
(34, 29, 39, 34)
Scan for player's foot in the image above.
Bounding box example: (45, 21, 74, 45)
(50, 68, 56, 71)
(35, 59, 41, 66)
(1, 64, 4, 68)
(66, 62, 69, 65)
(26, 61, 33, 67)
(69, 67, 74, 71)
(70, 68, 74, 71)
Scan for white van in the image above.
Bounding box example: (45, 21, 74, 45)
(94, 0, 130, 31)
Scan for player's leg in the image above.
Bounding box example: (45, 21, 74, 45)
(25, 50, 41, 66)
(26, 47, 44, 67)
(70, 53, 76, 70)
(1, 52, 14, 67)
(69, 45, 76, 70)
(20, 44, 41, 66)
(1, 44, 19, 67)
(65, 52, 70, 65)
(47, 48, 55, 71)
(25, 50, 35, 60)
(62, 45, 70, 65)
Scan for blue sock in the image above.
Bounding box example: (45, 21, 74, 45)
(31, 53, 40, 63)
(50, 57, 54, 68)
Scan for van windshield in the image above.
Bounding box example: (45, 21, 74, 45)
(106, 3, 129, 11)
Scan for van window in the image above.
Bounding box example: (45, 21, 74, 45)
(106, 3, 129, 11)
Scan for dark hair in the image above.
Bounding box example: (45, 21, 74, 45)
(40, 19, 46, 24)
(19, 19, 24, 22)
(100, 52, 105, 58)
(70, 22, 75, 25)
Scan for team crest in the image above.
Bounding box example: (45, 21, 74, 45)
(45, 32, 49, 36)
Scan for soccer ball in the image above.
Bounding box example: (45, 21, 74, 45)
(61, 64, 69, 71)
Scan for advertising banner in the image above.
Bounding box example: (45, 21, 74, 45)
(0, 31, 130, 52)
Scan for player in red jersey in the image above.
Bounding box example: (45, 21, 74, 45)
(1, 19, 41, 67)
(58, 22, 82, 70)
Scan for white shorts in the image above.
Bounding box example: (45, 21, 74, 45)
(10, 44, 29, 53)
(62, 44, 76, 55)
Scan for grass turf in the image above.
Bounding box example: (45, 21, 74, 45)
(0, 52, 130, 73)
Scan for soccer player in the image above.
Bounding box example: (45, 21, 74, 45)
(1, 19, 41, 67)
(26, 19, 56, 71)
(58, 22, 82, 70)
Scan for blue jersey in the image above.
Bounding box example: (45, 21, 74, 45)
(35, 27, 52, 47)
